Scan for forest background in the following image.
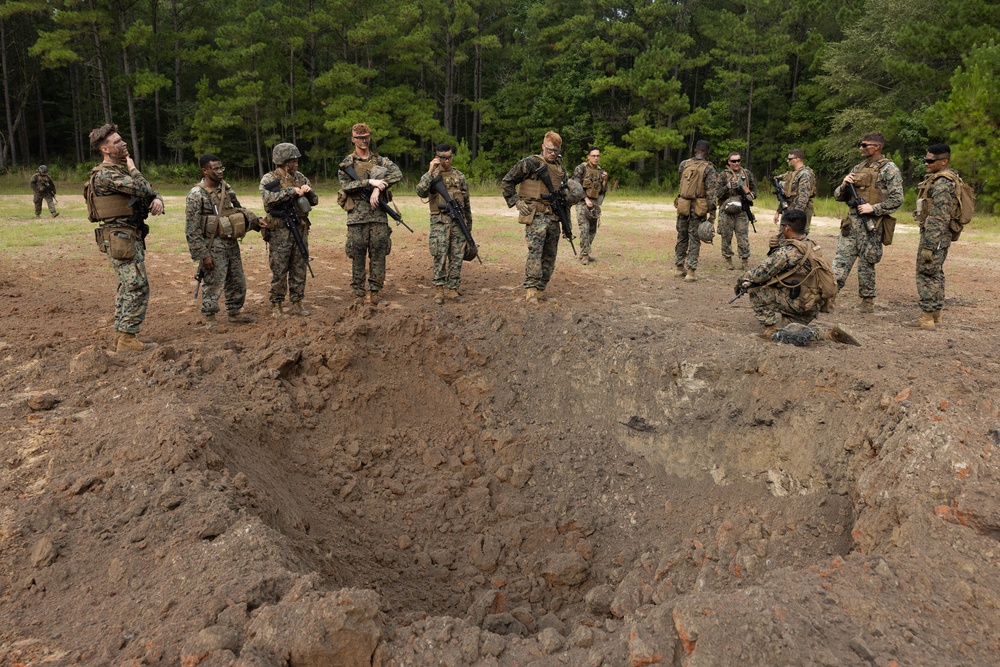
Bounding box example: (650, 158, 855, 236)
(2, 0, 999, 210)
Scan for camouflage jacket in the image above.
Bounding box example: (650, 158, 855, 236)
(714, 168, 757, 203)
(30, 173, 55, 195)
(742, 236, 813, 286)
(917, 171, 957, 251)
(416, 168, 472, 228)
(501, 155, 562, 207)
(90, 162, 162, 226)
(780, 166, 816, 212)
(185, 180, 256, 260)
(259, 169, 318, 224)
(337, 153, 402, 225)
(833, 158, 903, 220)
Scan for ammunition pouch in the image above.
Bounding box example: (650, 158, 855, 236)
(337, 189, 354, 212)
(675, 196, 707, 217)
(840, 216, 852, 237)
(518, 201, 539, 224)
(879, 215, 897, 246)
(96, 226, 138, 260)
(205, 211, 248, 240)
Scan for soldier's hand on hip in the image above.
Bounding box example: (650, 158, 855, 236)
(515, 199, 532, 216)
(150, 199, 164, 215)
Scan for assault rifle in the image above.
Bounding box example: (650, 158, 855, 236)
(729, 281, 760, 304)
(772, 177, 790, 214)
(737, 182, 757, 233)
(532, 163, 577, 255)
(339, 164, 413, 232)
(193, 263, 205, 299)
(263, 180, 315, 277)
(844, 183, 878, 235)
(430, 174, 482, 264)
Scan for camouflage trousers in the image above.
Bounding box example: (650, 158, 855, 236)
(266, 223, 309, 303)
(429, 217, 465, 289)
(200, 239, 247, 316)
(110, 240, 150, 334)
(575, 203, 601, 256)
(34, 193, 57, 216)
(833, 219, 882, 298)
(916, 246, 949, 312)
(675, 214, 707, 271)
(523, 213, 561, 291)
(718, 208, 749, 260)
(346, 221, 391, 297)
(749, 285, 820, 328)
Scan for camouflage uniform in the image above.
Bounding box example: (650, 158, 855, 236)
(779, 165, 816, 233)
(337, 153, 403, 297)
(832, 157, 903, 299)
(572, 161, 608, 257)
(914, 171, 957, 313)
(416, 167, 472, 290)
(29, 170, 58, 217)
(259, 169, 318, 305)
(714, 167, 757, 262)
(675, 157, 717, 271)
(741, 237, 822, 335)
(90, 163, 162, 335)
(502, 155, 567, 292)
(185, 179, 259, 316)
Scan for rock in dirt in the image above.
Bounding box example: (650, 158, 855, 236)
(180, 625, 239, 667)
(30, 536, 58, 568)
(585, 584, 615, 616)
(26, 392, 59, 411)
(245, 587, 382, 667)
(69, 346, 111, 376)
(542, 551, 589, 587)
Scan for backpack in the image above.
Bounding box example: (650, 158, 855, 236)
(771, 240, 838, 311)
(941, 171, 976, 240)
(678, 159, 710, 200)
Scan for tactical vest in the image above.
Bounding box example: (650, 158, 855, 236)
(85, 165, 134, 224)
(201, 181, 248, 240)
(518, 157, 563, 213)
(851, 158, 890, 206)
(581, 165, 603, 199)
(678, 159, 711, 200)
(428, 169, 464, 212)
(783, 167, 816, 201)
(915, 169, 974, 240)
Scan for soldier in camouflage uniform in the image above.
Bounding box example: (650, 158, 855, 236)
(85, 124, 164, 352)
(674, 140, 717, 282)
(260, 142, 318, 318)
(714, 151, 757, 271)
(737, 210, 858, 346)
(905, 143, 959, 330)
(832, 132, 903, 313)
(416, 143, 472, 304)
(772, 148, 816, 233)
(29, 165, 59, 218)
(337, 123, 403, 307)
(185, 155, 261, 331)
(501, 131, 582, 303)
(572, 147, 608, 265)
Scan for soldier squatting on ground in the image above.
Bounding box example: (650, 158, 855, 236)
(714, 151, 757, 271)
(572, 148, 608, 265)
(85, 123, 164, 353)
(30, 165, 59, 218)
(416, 143, 473, 305)
(337, 123, 403, 308)
(185, 155, 261, 331)
(260, 142, 319, 318)
(674, 140, 718, 282)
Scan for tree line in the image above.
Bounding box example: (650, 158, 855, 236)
(2, 0, 999, 209)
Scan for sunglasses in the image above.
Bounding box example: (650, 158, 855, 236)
(353, 135, 371, 141)
(729, 159, 741, 163)
(924, 157, 945, 164)
(858, 142, 879, 148)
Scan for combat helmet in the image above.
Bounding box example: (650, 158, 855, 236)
(38, 165, 48, 173)
(697, 219, 715, 244)
(272, 143, 301, 165)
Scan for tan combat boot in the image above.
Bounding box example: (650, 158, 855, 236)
(859, 298, 875, 313)
(580, 253, 590, 265)
(903, 311, 935, 329)
(684, 269, 698, 282)
(271, 302, 286, 319)
(741, 258, 749, 270)
(446, 289, 460, 301)
(228, 310, 257, 324)
(117, 332, 146, 352)
(52, 211, 60, 218)
(433, 287, 445, 305)
(368, 293, 380, 306)
(931, 310, 941, 324)
(825, 325, 861, 345)
(525, 287, 539, 303)
(725, 257, 734, 270)
(759, 325, 777, 341)
(673, 265, 686, 278)
(203, 313, 219, 332)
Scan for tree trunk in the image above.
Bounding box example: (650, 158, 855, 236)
(36, 80, 47, 163)
(172, 0, 183, 164)
(444, 29, 453, 136)
(1, 18, 16, 167)
(71, 66, 84, 163)
(89, 0, 113, 124)
(120, 8, 140, 168)
(289, 44, 296, 144)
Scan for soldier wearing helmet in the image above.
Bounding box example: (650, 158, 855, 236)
(259, 142, 319, 318)
(30, 165, 59, 218)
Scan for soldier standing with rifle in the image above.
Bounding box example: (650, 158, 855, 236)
(773, 148, 816, 233)
(572, 147, 608, 265)
(714, 151, 757, 271)
(260, 142, 318, 319)
(30, 165, 59, 218)
(501, 131, 583, 304)
(84, 123, 164, 352)
(416, 143, 474, 305)
(337, 123, 403, 308)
